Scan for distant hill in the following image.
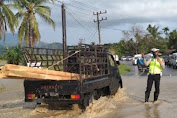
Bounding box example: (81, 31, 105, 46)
(0, 33, 63, 53)
(42, 42, 63, 50)
(0, 33, 48, 47)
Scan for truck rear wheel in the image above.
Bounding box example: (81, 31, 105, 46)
(81, 90, 99, 109)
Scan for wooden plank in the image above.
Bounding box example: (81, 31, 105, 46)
(5, 70, 79, 81)
(5, 64, 79, 77)
(0, 74, 7, 79)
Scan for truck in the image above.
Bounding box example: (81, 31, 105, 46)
(23, 44, 123, 109)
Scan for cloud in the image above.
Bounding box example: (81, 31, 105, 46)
(37, 0, 177, 44)
(45, 0, 177, 27)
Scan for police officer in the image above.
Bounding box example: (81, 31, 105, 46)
(142, 48, 165, 102)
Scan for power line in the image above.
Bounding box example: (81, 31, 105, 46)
(68, 0, 104, 11)
(51, 1, 107, 44)
(102, 27, 126, 31)
(66, 7, 98, 43)
(93, 10, 107, 45)
(65, 9, 86, 30)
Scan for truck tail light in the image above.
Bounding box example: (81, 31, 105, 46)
(71, 95, 80, 99)
(27, 94, 35, 99)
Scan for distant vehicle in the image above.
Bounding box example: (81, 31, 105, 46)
(113, 55, 120, 65)
(132, 54, 142, 65)
(145, 53, 153, 58)
(161, 55, 168, 65)
(167, 55, 172, 67)
(137, 58, 149, 72)
(126, 56, 133, 61)
(136, 53, 152, 72)
(171, 53, 177, 69)
(121, 56, 127, 61)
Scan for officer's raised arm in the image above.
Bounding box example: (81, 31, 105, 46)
(142, 53, 151, 66)
(157, 56, 165, 69)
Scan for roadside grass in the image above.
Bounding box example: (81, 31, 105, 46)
(118, 63, 131, 75)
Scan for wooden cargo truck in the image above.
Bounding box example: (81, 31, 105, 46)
(22, 44, 123, 109)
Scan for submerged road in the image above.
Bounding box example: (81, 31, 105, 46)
(0, 62, 177, 118)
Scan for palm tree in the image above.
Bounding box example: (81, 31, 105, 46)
(0, 0, 18, 40)
(163, 27, 169, 39)
(168, 30, 177, 49)
(14, 0, 55, 47)
(163, 27, 169, 34)
(147, 24, 161, 40)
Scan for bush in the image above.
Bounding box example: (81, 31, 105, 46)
(5, 45, 23, 65)
(0, 54, 5, 60)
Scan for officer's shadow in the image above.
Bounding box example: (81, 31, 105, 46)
(144, 103, 160, 118)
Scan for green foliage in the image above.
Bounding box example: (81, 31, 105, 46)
(0, 54, 5, 60)
(0, 1, 18, 40)
(14, 0, 55, 47)
(109, 24, 171, 57)
(168, 30, 177, 50)
(5, 45, 23, 65)
(118, 63, 131, 75)
(147, 24, 161, 40)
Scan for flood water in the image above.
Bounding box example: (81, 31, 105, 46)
(0, 62, 177, 118)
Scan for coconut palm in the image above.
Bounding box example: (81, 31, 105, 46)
(163, 27, 169, 39)
(0, 0, 18, 40)
(147, 24, 161, 40)
(168, 30, 177, 49)
(163, 27, 169, 35)
(14, 0, 55, 47)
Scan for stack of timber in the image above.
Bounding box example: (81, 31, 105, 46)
(0, 64, 80, 80)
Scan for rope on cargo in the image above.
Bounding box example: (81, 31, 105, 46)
(48, 50, 81, 69)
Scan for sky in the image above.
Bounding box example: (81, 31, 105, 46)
(14, 0, 177, 45)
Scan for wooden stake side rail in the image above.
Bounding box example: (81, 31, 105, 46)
(0, 64, 80, 81)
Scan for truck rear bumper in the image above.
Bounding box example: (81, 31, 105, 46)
(25, 98, 82, 104)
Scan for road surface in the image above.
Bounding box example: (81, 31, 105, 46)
(0, 61, 177, 118)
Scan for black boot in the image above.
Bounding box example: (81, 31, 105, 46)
(145, 92, 150, 102)
(154, 92, 159, 102)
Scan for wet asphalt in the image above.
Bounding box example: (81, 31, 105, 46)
(0, 61, 177, 118)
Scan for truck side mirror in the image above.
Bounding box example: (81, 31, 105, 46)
(116, 61, 120, 65)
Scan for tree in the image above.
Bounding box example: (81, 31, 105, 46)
(0, 0, 18, 40)
(5, 45, 23, 65)
(122, 24, 145, 54)
(147, 24, 161, 40)
(163, 27, 169, 39)
(14, 0, 55, 47)
(168, 30, 177, 50)
(163, 27, 169, 35)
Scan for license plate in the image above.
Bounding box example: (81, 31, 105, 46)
(50, 92, 59, 97)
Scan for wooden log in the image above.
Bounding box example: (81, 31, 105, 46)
(4, 70, 79, 81)
(0, 74, 7, 79)
(4, 64, 79, 77)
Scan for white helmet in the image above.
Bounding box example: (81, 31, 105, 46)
(151, 48, 159, 52)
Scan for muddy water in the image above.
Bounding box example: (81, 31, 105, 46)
(0, 75, 177, 118)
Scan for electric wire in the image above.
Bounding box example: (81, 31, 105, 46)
(65, 7, 98, 42)
(51, 0, 122, 44)
(68, 0, 104, 11)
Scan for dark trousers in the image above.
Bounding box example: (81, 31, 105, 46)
(145, 74, 161, 101)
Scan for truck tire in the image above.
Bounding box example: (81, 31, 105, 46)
(81, 93, 91, 109)
(102, 87, 111, 96)
(81, 91, 99, 109)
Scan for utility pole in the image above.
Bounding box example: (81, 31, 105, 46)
(93, 10, 107, 45)
(61, 3, 67, 71)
